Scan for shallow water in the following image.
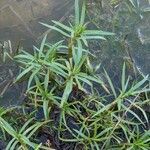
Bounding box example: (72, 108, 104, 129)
(0, 0, 72, 48)
(0, 0, 73, 107)
(88, 0, 150, 79)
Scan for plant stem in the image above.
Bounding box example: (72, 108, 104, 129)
(68, 37, 75, 59)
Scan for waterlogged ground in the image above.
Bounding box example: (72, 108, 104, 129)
(87, 0, 150, 79)
(0, 0, 149, 107)
(0, 1, 149, 149)
(0, 0, 72, 107)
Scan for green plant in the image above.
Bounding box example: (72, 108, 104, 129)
(40, 0, 114, 59)
(0, 117, 52, 150)
(10, 0, 150, 149)
(121, 126, 150, 150)
(15, 0, 113, 110)
(57, 64, 150, 149)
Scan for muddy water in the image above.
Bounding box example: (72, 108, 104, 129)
(0, 0, 73, 107)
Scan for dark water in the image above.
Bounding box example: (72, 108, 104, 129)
(0, 0, 73, 107)
(0, 0, 72, 48)
(88, 0, 150, 80)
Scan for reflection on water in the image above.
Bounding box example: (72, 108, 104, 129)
(0, 0, 72, 107)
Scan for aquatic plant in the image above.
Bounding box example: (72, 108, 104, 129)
(15, 0, 113, 110)
(0, 0, 149, 149)
(0, 117, 50, 149)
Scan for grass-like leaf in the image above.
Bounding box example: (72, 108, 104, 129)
(40, 22, 71, 37)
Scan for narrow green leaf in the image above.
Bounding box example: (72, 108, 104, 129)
(122, 105, 145, 125)
(85, 36, 106, 40)
(77, 76, 92, 87)
(20, 118, 34, 134)
(80, 0, 86, 25)
(0, 118, 17, 138)
(14, 54, 34, 61)
(20, 135, 37, 148)
(75, 0, 80, 25)
(43, 100, 49, 120)
(15, 65, 34, 82)
(81, 36, 88, 46)
(128, 0, 136, 8)
(92, 103, 112, 117)
(104, 70, 117, 98)
(125, 76, 130, 92)
(9, 140, 18, 150)
(75, 76, 85, 92)
(94, 142, 100, 150)
(52, 20, 72, 32)
(39, 34, 47, 58)
(84, 30, 115, 36)
(73, 129, 88, 139)
(44, 69, 50, 91)
(96, 127, 113, 138)
(6, 138, 16, 150)
(129, 75, 148, 93)
(74, 40, 83, 65)
(27, 68, 40, 90)
(122, 63, 126, 92)
(79, 73, 104, 85)
(40, 22, 70, 37)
